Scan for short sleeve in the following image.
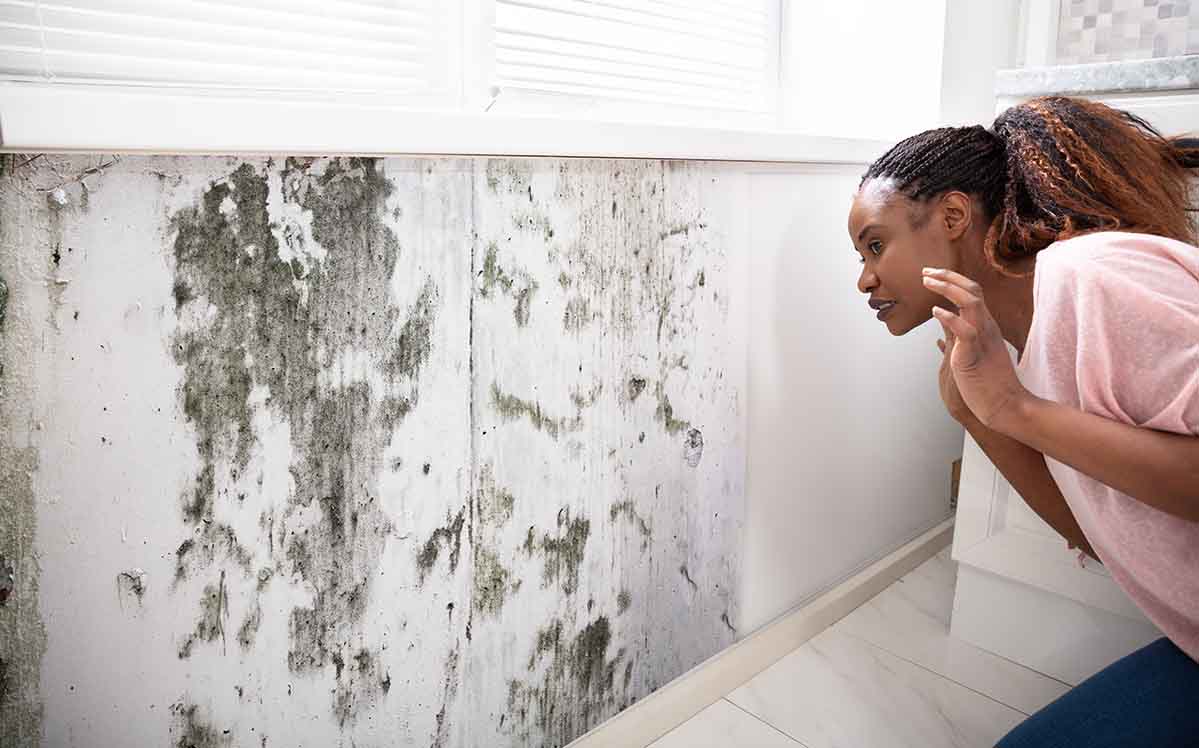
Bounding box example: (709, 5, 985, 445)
(1027, 236, 1199, 436)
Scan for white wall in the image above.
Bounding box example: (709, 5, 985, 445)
(0, 153, 966, 746)
(940, 0, 1023, 127)
(737, 164, 964, 633)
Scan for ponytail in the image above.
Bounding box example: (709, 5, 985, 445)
(863, 96, 1198, 276)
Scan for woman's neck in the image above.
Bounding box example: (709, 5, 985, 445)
(967, 256, 1036, 355)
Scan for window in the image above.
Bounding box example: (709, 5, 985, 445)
(486, 0, 779, 128)
(0, 0, 462, 106)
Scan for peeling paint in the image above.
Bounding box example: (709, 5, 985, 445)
(117, 568, 147, 604)
(683, 428, 705, 467)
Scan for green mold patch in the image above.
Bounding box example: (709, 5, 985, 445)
(523, 509, 591, 596)
(653, 382, 691, 436)
(479, 241, 539, 327)
(490, 383, 584, 440)
(168, 157, 438, 725)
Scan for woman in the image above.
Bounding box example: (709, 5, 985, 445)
(848, 96, 1199, 746)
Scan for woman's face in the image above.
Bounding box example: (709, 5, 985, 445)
(847, 180, 957, 336)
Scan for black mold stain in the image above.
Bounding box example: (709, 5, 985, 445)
(333, 646, 384, 727)
(472, 547, 513, 618)
(0, 657, 8, 706)
(470, 464, 519, 618)
(490, 383, 584, 440)
(174, 526, 251, 586)
(475, 464, 515, 526)
(616, 590, 631, 616)
(0, 554, 12, 607)
(0, 275, 8, 331)
(178, 573, 228, 659)
(721, 612, 737, 634)
(608, 500, 651, 542)
(237, 602, 261, 651)
(479, 241, 538, 327)
(626, 377, 647, 402)
(653, 382, 691, 436)
(507, 615, 627, 745)
(430, 646, 460, 748)
(169, 157, 430, 724)
(523, 509, 591, 595)
(416, 508, 466, 584)
(562, 296, 594, 332)
(170, 700, 232, 748)
(678, 564, 698, 592)
(512, 209, 555, 242)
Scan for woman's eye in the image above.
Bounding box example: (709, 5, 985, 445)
(869, 241, 883, 255)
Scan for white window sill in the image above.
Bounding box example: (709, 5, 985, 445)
(0, 82, 890, 164)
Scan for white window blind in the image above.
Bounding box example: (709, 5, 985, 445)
(0, 0, 458, 100)
(491, 0, 778, 116)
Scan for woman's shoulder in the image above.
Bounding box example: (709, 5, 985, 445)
(1037, 230, 1199, 285)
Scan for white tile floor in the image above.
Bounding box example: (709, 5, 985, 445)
(649, 549, 1073, 748)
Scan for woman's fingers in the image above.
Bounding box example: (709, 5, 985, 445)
(932, 306, 978, 343)
(922, 268, 988, 325)
(924, 268, 983, 295)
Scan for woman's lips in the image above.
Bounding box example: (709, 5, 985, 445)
(870, 300, 897, 320)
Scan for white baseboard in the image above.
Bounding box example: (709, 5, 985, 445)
(567, 518, 955, 748)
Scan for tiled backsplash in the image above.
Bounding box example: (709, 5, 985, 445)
(1057, 0, 1199, 64)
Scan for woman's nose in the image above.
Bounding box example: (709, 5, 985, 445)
(857, 267, 878, 295)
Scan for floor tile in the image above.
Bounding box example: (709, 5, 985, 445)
(648, 699, 807, 748)
(834, 551, 1071, 715)
(728, 628, 1025, 748)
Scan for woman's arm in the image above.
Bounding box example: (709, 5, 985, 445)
(994, 395, 1199, 524)
(963, 412, 1100, 560)
(925, 267, 1199, 525)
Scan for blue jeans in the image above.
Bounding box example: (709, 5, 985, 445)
(996, 637, 1199, 747)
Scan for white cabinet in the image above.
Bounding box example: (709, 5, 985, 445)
(950, 434, 1160, 685)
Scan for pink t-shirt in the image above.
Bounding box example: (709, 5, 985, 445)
(1016, 231, 1199, 663)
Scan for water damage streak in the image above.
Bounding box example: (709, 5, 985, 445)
(169, 157, 438, 723)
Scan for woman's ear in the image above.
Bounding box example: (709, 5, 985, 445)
(940, 192, 972, 240)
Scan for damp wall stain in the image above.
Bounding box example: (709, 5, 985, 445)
(0, 446, 45, 747)
(0, 154, 744, 748)
(169, 157, 437, 724)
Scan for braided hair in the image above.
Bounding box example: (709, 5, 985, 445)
(861, 96, 1199, 275)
